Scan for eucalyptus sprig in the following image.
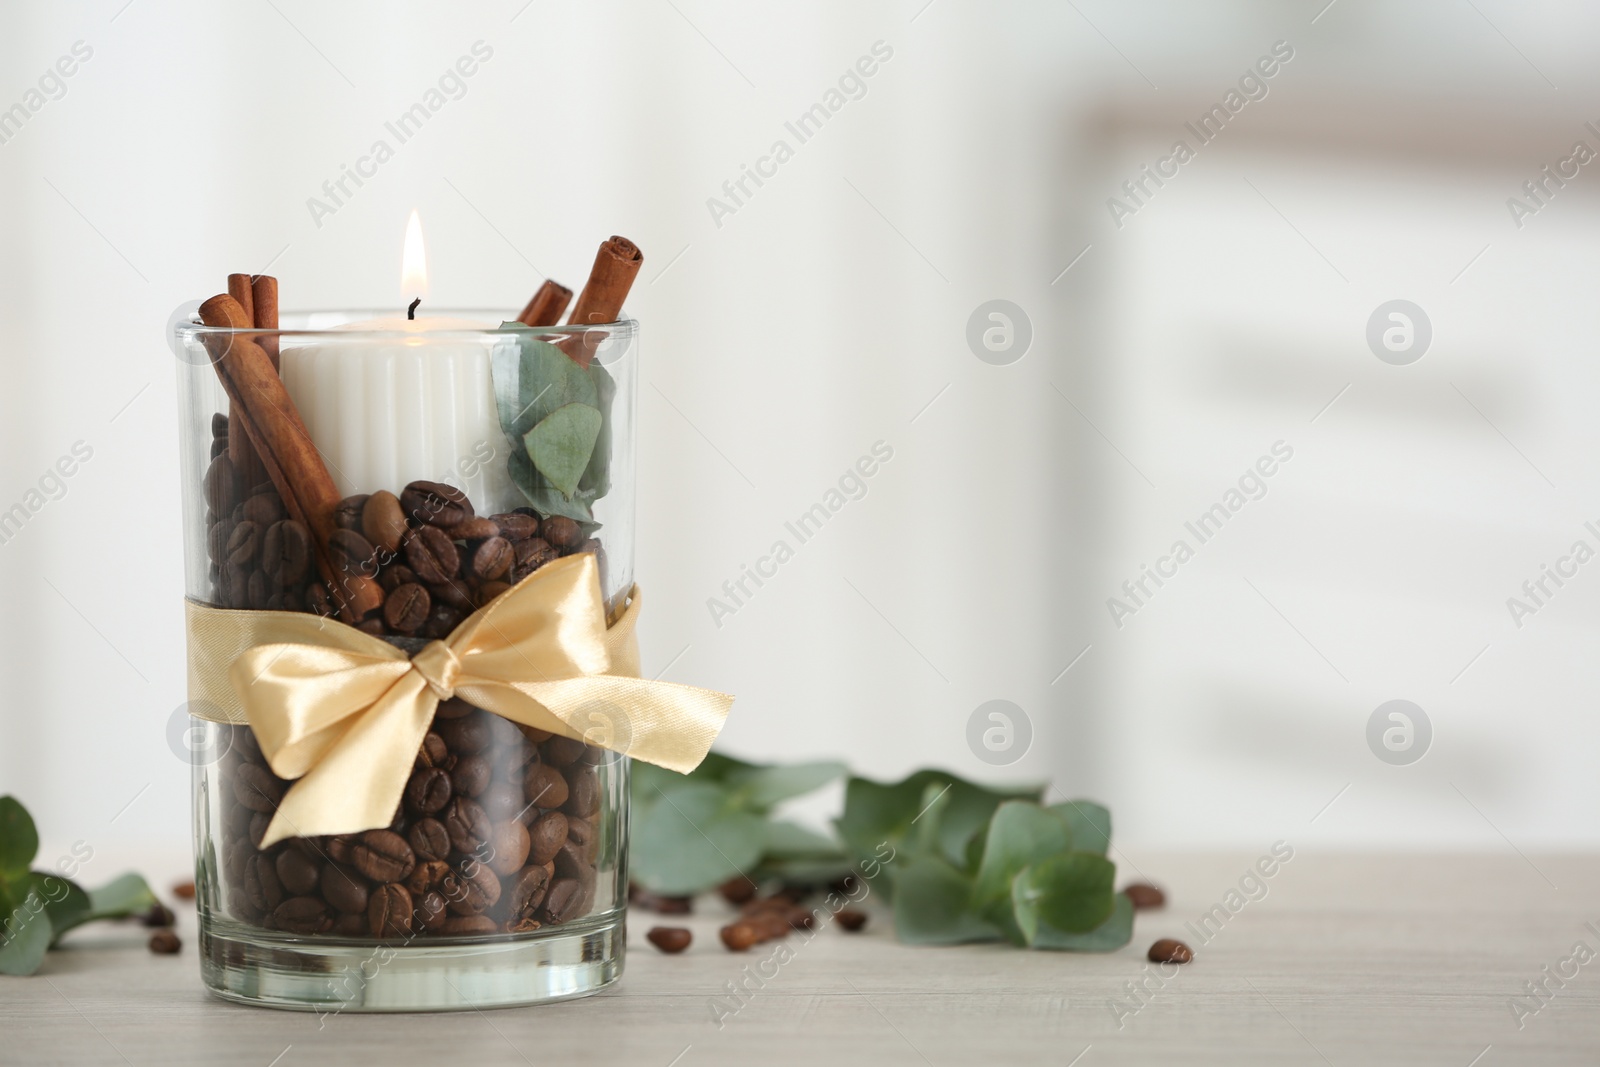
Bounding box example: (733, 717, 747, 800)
(0, 796, 158, 976)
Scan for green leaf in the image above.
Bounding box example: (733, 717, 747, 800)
(0, 893, 52, 975)
(1012, 852, 1116, 938)
(762, 820, 844, 860)
(727, 761, 846, 812)
(1049, 799, 1112, 856)
(973, 802, 1073, 914)
(508, 449, 600, 523)
(524, 403, 603, 498)
(0, 796, 39, 879)
(84, 873, 157, 921)
(629, 782, 766, 895)
(492, 330, 597, 439)
(1028, 891, 1134, 952)
(579, 360, 616, 499)
(21, 873, 90, 945)
(836, 771, 1041, 873)
(893, 855, 1001, 945)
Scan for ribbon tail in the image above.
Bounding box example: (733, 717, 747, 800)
(261, 671, 438, 848)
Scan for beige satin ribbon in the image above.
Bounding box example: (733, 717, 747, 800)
(185, 553, 733, 847)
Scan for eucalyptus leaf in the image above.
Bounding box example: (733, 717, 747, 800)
(629, 782, 765, 896)
(0, 795, 39, 879)
(893, 855, 1001, 945)
(1028, 890, 1134, 952)
(0, 893, 52, 976)
(508, 449, 600, 523)
(84, 872, 157, 921)
(1049, 799, 1112, 856)
(491, 329, 597, 438)
(973, 801, 1073, 915)
(524, 403, 602, 498)
(21, 873, 90, 945)
(762, 820, 844, 860)
(1011, 852, 1116, 937)
(836, 771, 1040, 873)
(580, 360, 616, 499)
(727, 761, 847, 812)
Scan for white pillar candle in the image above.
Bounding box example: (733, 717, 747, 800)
(279, 318, 516, 509)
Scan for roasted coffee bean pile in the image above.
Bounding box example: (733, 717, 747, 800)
(203, 417, 603, 632)
(217, 702, 609, 938)
(204, 414, 614, 939)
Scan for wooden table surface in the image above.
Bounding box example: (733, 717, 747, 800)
(6, 852, 1599, 1066)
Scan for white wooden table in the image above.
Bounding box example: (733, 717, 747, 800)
(6, 853, 1598, 1066)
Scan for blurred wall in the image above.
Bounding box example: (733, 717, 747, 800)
(1, 0, 1597, 858)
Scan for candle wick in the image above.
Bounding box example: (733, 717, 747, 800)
(407, 298, 421, 321)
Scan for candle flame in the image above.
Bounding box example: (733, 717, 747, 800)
(401, 210, 428, 304)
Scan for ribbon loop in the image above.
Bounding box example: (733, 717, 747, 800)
(184, 554, 733, 847)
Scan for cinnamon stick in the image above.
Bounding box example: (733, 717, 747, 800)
(251, 274, 280, 366)
(517, 279, 572, 327)
(225, 274, 267, 491)
(199, 294, 354, 618)
(561, 236, 643, 367)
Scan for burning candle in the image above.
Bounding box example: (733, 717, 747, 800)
(279, 211, 514, 507)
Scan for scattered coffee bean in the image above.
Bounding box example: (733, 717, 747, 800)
(647, 926, 692, 953)
(1148, 938, 1192, 964)
(836, 909, 868, 932)
(172, 880, 196, 901)
(1123, 883, 1166, 910)
(720, 921, 761, 952)
(141, 902, 176, 928)
(718, 877, 759, 905)
(148, 929, 182, 955)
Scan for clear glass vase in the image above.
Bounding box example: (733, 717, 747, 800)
(170, 309, 637, 1011)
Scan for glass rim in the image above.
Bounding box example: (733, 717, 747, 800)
(171, 308, 638, 342)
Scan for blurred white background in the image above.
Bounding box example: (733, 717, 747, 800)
(2, 0, 1598, 866)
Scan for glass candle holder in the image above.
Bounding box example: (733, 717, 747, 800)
(170, 309, 638, 1011)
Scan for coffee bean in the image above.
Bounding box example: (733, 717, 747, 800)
(563, 765, 600, 819)
(326, 835, 356, 865)
(408, 818, 451, 863)
(404, 525, 461, 585)
(440, 914, 498, 936)
(401, 480, 473, 528)
(337, 574, 385, 618)
(148, 929, 182, 954)
(418, 731, 449, 768)
(428, 577, 475, 612)
(305, 582, 335, 617)
(442, 859, 501, 915)
(541, 515, 581, 549)
(648, 927, 692, 953)
(320, 862, 370, 915)
(207, 519, 234, 565)
(272, 896, 332, 934)
(1123, 883, 1165, 910)
(241, 492, 286, 527)
(243, 854, 285, 912)
(507, 864, 550, 918)
(438, 714, 492, 755)
(479, 782, 523, 822)
(443, 796, 492, 854)
(379, 563, 417, 592)
(836, 908, 868, 932)
(527, 811, 568, 866)
(352, 829, 415, 884)
(385, 583, 432, 633)
(262, 520, 312, 585)
(434, 696, 475, 720)
(718, 877, 758, 906)
(329, 528, 378, 577)
(172, 880, 196, 901)
(368, 884, 414, 938)
(246, 569, 271, 610)
(469, 536, 513, 581)
(415, 891, 449, 930)
(553, 838, 592, 883)
(247, 813, 271, 850)
(492, 513, 539, 540)
(225, 520, 261, 568)
(511, 537, 557, 580)
(452, 517, 500, 541)
(720, 921, 760, 952)
(1148, 938, 1192, 964)
(543, 735, 587, 768)
(449, 755, 490, 798)
(564, 816, 596, 861)
(488, 821, 531, 877)
(205, 455, 242, 516)
(406, 860, 450, 895)
(405, 766, 453, 814)
(355, 618, 385, 635)
(211, 412, 229, 439)
(233, 764, 283, 813)
(523, 763, 569, 809)
(539, 878, 583, 924)
(331, 912, 367, 937)
(333, 494, 370, 531)
(275, 849, 321, 896)
(418, 603, 463, 639)
(476, 581, 512, 607)
(360, 490, 408, 554)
